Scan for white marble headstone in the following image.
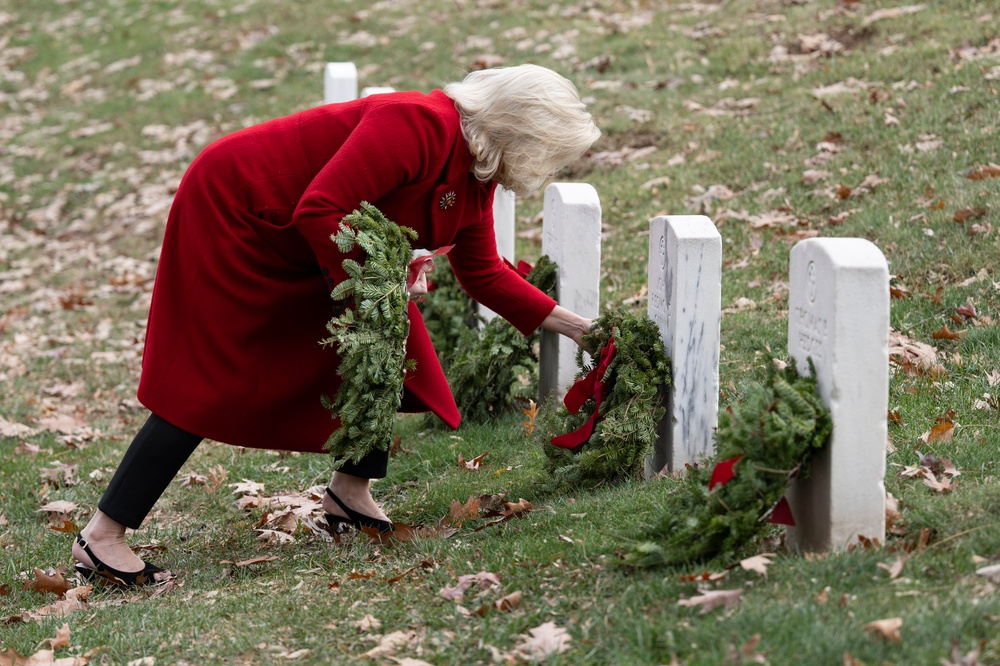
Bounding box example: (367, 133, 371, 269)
(480, 185, 516, 323)
(324, 62, 358, 104)
(538, 183, 601, 401)
(645, 215, 722, 475)
(786, 238, 889, 551)
(360, 86, 396, 97)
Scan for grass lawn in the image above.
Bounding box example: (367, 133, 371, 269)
(1, 0, 998, 663)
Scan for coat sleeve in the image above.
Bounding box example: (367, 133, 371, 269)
(448, 192, 557, 336)
(291, 103, 452, 287)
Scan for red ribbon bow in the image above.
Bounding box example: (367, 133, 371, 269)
(549, 338, 617, 450)
(407, 245, 454, 289)
(709, 455, 795, 526)
(502, 257, 534, 279)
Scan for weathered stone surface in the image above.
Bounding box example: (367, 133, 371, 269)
(324, 62, 357, 104)
(538, 183, 601, 401)
(360, 86, 395, 97)
(645, 215, 721, 474)
(786, 238, 889, 551)
(480, 185, 516, 323)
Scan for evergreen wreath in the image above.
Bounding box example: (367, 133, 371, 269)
(445, 255, 558, 422)
(540, 308, 672, 489)
(321, 202, 416, 467)
(625, 358, 832, 568)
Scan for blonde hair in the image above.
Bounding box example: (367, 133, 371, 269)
(444, 64, 601, 197)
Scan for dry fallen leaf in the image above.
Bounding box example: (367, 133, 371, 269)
(889, 330, 943, 376)
(229, 479, 266, 495)
(439, 571, 501, 600)
(677, 588, 744, 614)
(955, 304, 977, 320)
(475, 589, 523, 616)
(513, 621, 572, 660)
(48, 623, 72, 650)
(521, 399, 539, 436)
(0, 647, 88, 666)
(863, 616, 903, 643)
(976, 564, 1000, 583)
(940, 642, 983, 666)
(21, 584, 92, 622)
(180, 472, 208, 488)
(923, 474, 955, 494)
(932, 325, 963, 341)
(354, 614, 381, 633)
(457, 450, 489, 471)
(37, 500, 79, 516)
(473, 498, 532, 532)
(964, 163, 1000, 181)
(954, 208, 987, 224)
(448, 496, 481, 525)
(725, 633, 765, 664)
(739, 553, 775, 577)
(861, 5, 925, 26)
(876, 555, 907, 579)
(0, 417, 36, 438)
(920, 420, 955, 445)
(26, 568, 73, 598)
(886, 492, 905, 535)
(364, 630, 420, 659)
(389, 434, 411, 456)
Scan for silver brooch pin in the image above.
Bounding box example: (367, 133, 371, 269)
(439, 191, 457, 210)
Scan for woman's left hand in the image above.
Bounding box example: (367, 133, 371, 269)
(408, 258, 435, 298)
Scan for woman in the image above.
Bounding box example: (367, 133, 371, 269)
(71, 64, 601, 586)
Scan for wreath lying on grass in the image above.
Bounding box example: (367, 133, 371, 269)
(445, 256, 558, 422)
(625, 358, 832, 567)
(321, 203, 416, 467)
(540, 308, 672, 489)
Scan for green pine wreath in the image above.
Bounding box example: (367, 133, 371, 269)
(321, 202, 416, 467)
(445, 255, 558, 422)
(625, 358, 832, 567)
(540, 308, 672, 489)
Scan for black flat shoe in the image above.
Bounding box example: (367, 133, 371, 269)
(73, 533, 171, 587)
(324, 487, 394, 533)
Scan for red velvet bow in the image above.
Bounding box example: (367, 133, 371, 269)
(708, 455, 795, 526)
(550, 338, 617, 450)
(502, 258, 534, 279)
(407, 245, 454, 289)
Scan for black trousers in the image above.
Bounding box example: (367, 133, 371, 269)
(99, 413, 389, 529)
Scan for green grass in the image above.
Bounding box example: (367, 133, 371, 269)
(2, 0, 999, 663)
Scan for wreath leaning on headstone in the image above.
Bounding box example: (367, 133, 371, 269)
(321, 202, 416, 467)
(625, 358, 832, 568)
(540, 308, 672, 489)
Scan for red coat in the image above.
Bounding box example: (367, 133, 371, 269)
(137, 90, 557, 453)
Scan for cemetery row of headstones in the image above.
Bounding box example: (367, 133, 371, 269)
(322, 63, 890, 553)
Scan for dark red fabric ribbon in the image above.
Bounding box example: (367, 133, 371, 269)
(550, 338, 617, 450)
(708, 455, 795, 526)
(407, 245, 454, 289)
(502, 257, 534, 279)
